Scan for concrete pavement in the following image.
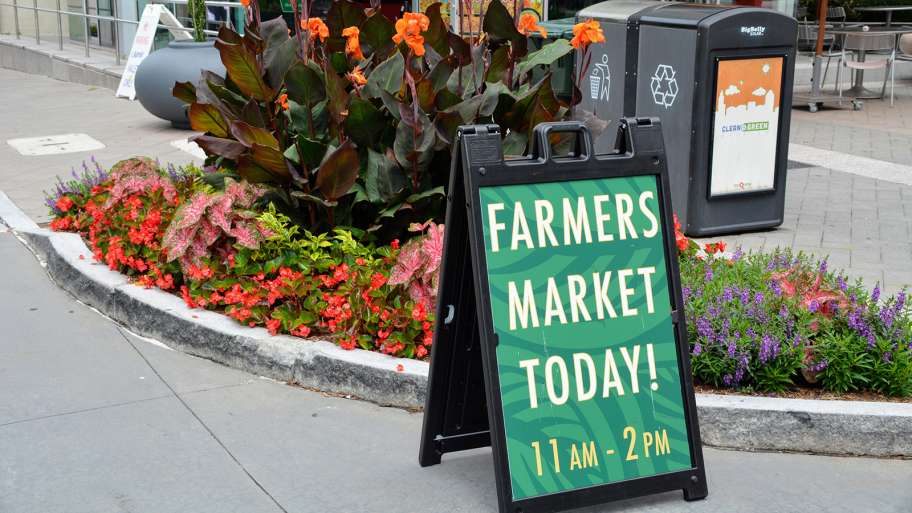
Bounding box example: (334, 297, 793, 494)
(0, 67, 201, 223)
(2, 222, 912, 512)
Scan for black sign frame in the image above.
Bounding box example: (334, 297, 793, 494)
(420, 118, 708, 513)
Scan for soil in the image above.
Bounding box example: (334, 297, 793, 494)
(695, 384, 912, 403)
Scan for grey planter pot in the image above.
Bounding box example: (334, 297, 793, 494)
(134, 40, 226, 129)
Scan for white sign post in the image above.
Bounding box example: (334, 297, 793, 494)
(116, 4, 193, 100)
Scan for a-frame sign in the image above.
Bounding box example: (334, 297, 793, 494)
(419, 118, 708, 513)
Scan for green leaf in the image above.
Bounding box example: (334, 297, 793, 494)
(237, 155, 279, 183)
(240, 99, 267, 128)
(261, 17, 295, 90)
(435, 88, 461, 111)
(250, 144, 291, 178)
(480, 81, 508, 117)
(485, 46, 510, 84)
(265, 38, 299, 91)
(191, 135, 246, 159)
(188, 103, 229, 137)
(295, 136, 328, 169)
(215, 26, 274, 101)
(344, 97, 386, 149)
(427, 58, 454, 92)
(379, 90, 402, 120)
(416, 79, 436, 113)
(502, 130, 528, 157)
(260, 16, 290, 48)
(433, 110, 462, 148)
(323, 60, 350, 126)
(172, 81, 197, 104)
(285, 61, 326, 106)
(393, 111, 435, 174)
(482, 0, 527, 55)
(424, 2, 450, 58)
(230, 121, 279, 150)
(515, 39, 572, 78)
(363, 52, 404, 99)
(326, 0, 367, 36)
(364, 149, 406, 203)
(291, 191, 338, 207)
(315, 140, 360, 201)
(359, 11, 395, 56)
(404, 185, 445, 203)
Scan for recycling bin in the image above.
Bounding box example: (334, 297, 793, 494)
(575, 1, 797, 237)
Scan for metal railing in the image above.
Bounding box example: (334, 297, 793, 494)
(0, 0, 245, 66)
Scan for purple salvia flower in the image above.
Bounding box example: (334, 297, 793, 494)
(759, 334, 775, 363)
(696, 317, 713, 339)
(693, 343, 702, 356)
(819, 260, 828, 273)
(883, 352, 892, 363)
(770, 279, 783, 296)
(740, 289, 751, 306)
(722, 287, 734, 304)
(837, 275, 847, 292)
(723, 374, 734, 387)
(704, 265, 714, 282)
(872, 284, 881, 303)
(727, 342, 737, 358)
(808, 300, 820, 313)
(779, 305, 789, 319)
(881, 307, 896, 329)
(754, 291, 764, 306)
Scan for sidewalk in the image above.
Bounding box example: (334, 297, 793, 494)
(2, 223, 911, 512)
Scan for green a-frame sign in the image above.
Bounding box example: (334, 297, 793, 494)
(419, 119, 708, 513)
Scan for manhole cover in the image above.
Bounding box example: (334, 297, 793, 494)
(7, 134, 105, 156)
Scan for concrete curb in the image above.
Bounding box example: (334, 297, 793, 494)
(2, 191, 911, 456)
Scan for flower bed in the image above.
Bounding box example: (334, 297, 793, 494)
(45, 158, 912, 398)
(47, 158, 434, 359)
(40, 0, 912, 399)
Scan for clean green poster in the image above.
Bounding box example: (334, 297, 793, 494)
(478, 175, 692, 501)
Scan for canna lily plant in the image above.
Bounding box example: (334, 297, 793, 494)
(174, 0, 599, 241)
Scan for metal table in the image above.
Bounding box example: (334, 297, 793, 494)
(828, 25, 912, 99)
(856, 6, 912, 27)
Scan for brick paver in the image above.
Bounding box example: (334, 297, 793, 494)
(697, 165, 912, 298)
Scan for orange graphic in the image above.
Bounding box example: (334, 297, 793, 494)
(715, 57, 783, 111)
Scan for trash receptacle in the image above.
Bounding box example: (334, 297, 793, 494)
(576, 1, 797, 237)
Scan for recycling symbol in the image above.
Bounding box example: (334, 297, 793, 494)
(650, 64, 678, 108)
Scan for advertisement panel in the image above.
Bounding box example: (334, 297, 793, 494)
(709, 56, 784, 197)
(478, 176, 693, 500)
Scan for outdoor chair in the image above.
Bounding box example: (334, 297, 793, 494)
(798, 7, 850, 90)
(896, 34, 912, 87)
(836, 33, 897, 105)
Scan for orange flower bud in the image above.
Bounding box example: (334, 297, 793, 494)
(342, 26, 364, 60)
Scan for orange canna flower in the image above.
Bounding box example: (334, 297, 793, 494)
(239, 0, 250, 6)
(342, 26, 365, 60)
(347, 67, 367, 86)
(570, 19, 605, 50)
(304, 17, 329, 43)
(392, 12, 430, 56)
(276, 93, 289, 111)
(517, 13, 546, 38)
